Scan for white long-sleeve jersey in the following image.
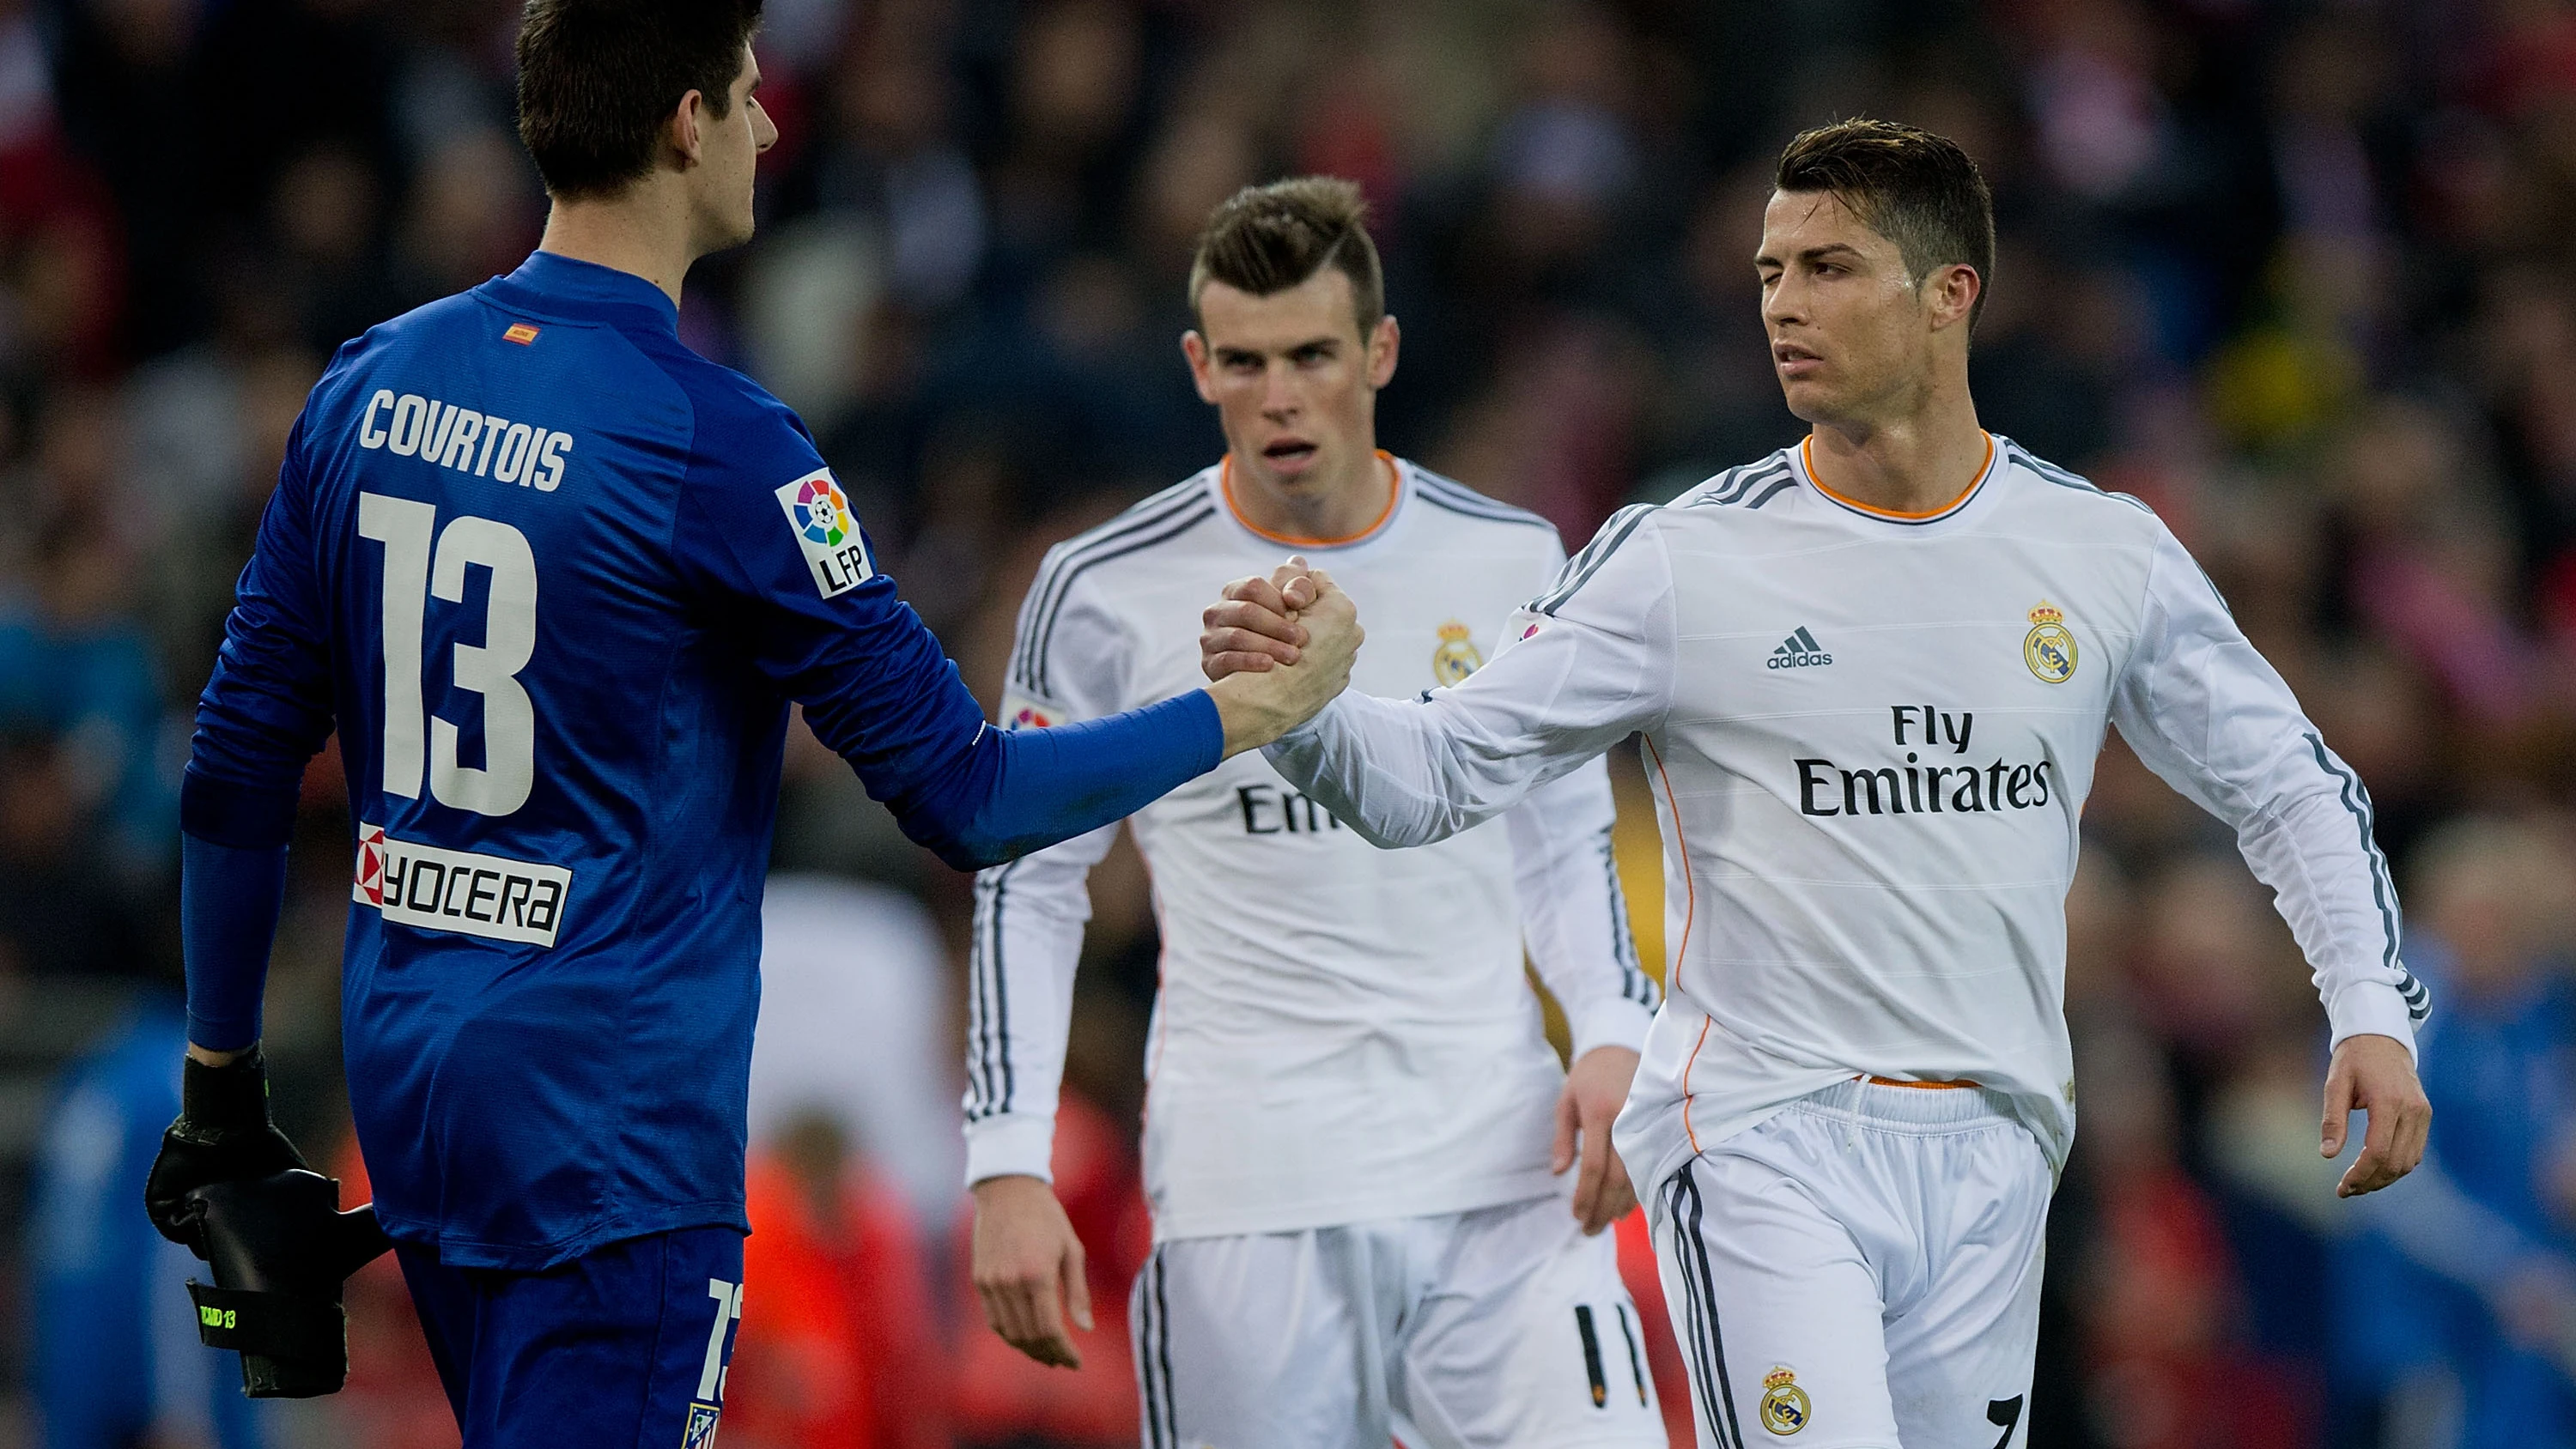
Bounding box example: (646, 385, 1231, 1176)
(1267, 436, 2427, 1193)
(965, 457, 1659, 1240)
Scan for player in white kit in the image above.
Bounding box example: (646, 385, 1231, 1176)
(964, 179, 1668, 1448)
(1200, 123, 2434, 1449)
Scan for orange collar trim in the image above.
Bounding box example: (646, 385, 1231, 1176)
(1220, 450, 1402, 548)
(1801, 432, 1996, 522)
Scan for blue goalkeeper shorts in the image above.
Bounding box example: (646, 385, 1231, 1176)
(396, 1225, 746, 1447)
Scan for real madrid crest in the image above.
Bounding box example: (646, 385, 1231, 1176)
(2023, 601, 2076, 684)
(1431, 620, 1484, 687)
(1759, 1365, 1812, 1435)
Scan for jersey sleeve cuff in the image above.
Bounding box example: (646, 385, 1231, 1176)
(1263, 691, 1348, 758)
(963, 1112, 1058, 1186)
(1571, 996, 1656, 1060)
(2325, 979, 2421, 1061)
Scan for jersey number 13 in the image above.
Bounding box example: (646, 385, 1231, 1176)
(357, 493, 537, 817)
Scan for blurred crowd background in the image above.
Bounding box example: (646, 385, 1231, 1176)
(5, 0, 2576, 1445)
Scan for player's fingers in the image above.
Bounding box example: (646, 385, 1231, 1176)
(1274, 557, 1318, 611)
(2340, 1094, 2403, 1197)
(1572, 1108, 1613, 1233)
(1222, 573, 1290, 614)
(1595, 1151, 1640, 1229)
(1550, 1087, 1579, 1175)
(1201, 623, 1300, 664)
(1062, 1238, 1094, 1332)
(2395, 1095, 2433, 1175)
(2340, 1143, 2392, 1197)
(1202, 649, 1284, 682)
(977, 1275, 1039, 1351)
(1204, 597, 1309, 649)
(1025, 1274, 1083, 1369)
(2351, 1095, 2433, 1196)
(2319, 1064, 2355, 1158)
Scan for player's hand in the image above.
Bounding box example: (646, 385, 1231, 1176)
(1205, 569, 1361, 758)
(970, 1174, 1092, 1369)
(143, 1045, 309, 1252)
(1200, 558, 1323, 681)
(2321, 1033, 2431, 1197)
(1554, 1046, 1641, 1234)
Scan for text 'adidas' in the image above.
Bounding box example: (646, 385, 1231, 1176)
(1768, 626, 1834, 669)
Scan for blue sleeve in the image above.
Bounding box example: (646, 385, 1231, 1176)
(181, 415, 337, 1048)
(965, 691, 1221, 861)
(180, 829, 289, 1051)
(190, 415, 338, 804)
(668, 383, 1221, 870)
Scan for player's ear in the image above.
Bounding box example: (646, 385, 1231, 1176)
(1365, 314, 1400, 391)
(670, 88, 708, 168)
(1181, 330, 1220, 404)
(1927, 264, 1979, 333)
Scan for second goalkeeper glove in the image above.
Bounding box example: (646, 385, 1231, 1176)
(143, 1046, 308, 1251)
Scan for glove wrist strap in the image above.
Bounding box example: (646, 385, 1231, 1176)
(185, 1279, 349, 1397)
(181, 1046, 270, 1131)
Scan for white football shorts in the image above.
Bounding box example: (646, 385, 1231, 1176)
(1129, 1190, 1668, 1449)
(1649, 1077, 2049, 1449)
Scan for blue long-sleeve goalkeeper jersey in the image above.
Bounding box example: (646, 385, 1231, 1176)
(183, 252, 1221, 1269)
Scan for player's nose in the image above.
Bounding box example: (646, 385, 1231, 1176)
(1260, 366, 1297, 415)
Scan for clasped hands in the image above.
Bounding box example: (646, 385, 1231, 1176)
(1200, 555, 1364, 756)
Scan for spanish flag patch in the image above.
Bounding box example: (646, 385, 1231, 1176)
(503, 322, 541, 346)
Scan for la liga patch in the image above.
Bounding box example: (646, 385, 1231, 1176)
(774, 468, 873, 598)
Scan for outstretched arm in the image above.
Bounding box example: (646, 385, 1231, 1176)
(675, 447, 1358, 870)
(1206, 506, 1677, 849)
(2111, 520, 2430, 1196)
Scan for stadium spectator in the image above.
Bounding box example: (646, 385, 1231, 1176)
(749, 871, 966, 1232)
(28, 990, 270, 1447)
(0, 509, 173, 873)
(2331, 815, 2576, 1446)
(727, 1113, 950, 1447)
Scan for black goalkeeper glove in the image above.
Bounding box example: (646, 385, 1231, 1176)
(144, 1046, 309, 1252)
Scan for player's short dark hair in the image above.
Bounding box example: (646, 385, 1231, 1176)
(1188, 177, 1384, 340)
(1775, 118, 1995, 327)
(515, 0, 765, 201)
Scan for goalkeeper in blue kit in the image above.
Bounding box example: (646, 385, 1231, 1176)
(136, 0, 1357, 1440)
